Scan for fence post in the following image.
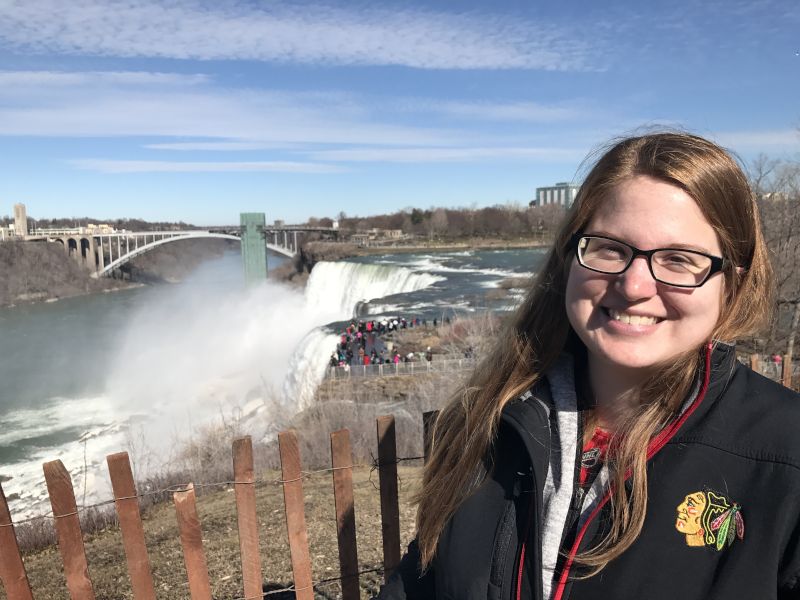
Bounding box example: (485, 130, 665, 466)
(749, 354, 760, 372)
(173, 484, 212, 600)
(783, 354, 793, 389)
(423, 411, 440, 465)
(0, 481, 33, 600)
(43, 460, 96, 600)
(106, 452, 156, 600)
(376, 415, 400, 582)
(232, 437, 263, 600)
(330, 429, 360, 600)
(278, 431, 314, 600)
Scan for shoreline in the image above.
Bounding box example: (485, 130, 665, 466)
(355, 238, 551, 255)
(2, 281, 144, 310)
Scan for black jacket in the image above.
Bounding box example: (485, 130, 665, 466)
(376, 345, 800, 599)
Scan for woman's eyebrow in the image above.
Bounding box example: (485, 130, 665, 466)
(583, 231, 715, 254)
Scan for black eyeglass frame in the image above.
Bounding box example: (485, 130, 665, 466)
(569, 234, 727, 288)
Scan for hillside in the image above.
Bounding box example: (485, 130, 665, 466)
(0, 242, 127, 307)
(0, 239, 235, 307)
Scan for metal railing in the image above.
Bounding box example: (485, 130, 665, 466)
(324, 357, 477, 379)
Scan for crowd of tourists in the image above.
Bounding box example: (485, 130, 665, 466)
(328, 317, 446, 369)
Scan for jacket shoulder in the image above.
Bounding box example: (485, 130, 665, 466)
(731, 361, 800, 416)
(684, 362, 800, 467)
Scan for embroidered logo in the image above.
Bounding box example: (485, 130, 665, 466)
(675, 490, 744, 550)
(581, 447, 601, 469)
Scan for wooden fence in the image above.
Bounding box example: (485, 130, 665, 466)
(0, 411, 439, 600)
(748, 353, 797, 390)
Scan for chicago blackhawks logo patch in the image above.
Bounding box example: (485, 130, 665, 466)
(675, 490, 744, 550)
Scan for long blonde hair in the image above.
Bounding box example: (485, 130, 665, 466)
(415, 132, 774, 572)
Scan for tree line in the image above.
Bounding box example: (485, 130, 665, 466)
(313, 203, 567, 240)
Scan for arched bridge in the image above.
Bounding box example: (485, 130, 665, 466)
(29, 220, 336, 279)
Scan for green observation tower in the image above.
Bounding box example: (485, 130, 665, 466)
(240, 212, 268, 284)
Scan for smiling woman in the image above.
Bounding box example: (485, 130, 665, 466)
(375, 132, 800, 600)
(565, 175, 725, 383)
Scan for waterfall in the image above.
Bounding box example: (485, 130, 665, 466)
(304, 261, 444, 319)
(281, 261, 445, 410)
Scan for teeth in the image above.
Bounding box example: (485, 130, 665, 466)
(608, 309, 659, 325)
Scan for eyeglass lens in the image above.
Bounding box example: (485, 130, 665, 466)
(577, 237, 713, 287)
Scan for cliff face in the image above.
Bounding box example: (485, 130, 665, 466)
(299, 241, 362, 272)
(0, 241, 123, 306)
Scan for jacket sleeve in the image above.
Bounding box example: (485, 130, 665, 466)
(373, 538, 436, 599)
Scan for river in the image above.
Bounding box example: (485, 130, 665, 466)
(0, 247, 547, 517)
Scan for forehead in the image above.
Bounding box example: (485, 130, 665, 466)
(586, 176, 721, 254)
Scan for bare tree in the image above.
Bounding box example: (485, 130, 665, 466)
(526, 204, 567, 242)
(429, 208, 449, 241)
(750, 157, 800, 360)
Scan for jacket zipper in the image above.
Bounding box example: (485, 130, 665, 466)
(546, 342, 713, 600)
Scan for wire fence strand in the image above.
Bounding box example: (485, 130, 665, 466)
(3, 456, 425, 527)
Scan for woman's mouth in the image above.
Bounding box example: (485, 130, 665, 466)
(605, 308, 663, 326)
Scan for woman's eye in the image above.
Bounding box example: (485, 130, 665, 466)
(658, 251, 703, 270)
(666, 254, 690, 264)
(593, 243, 627, 259)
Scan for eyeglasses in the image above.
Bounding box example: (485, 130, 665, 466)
(571, 234, 726, 288)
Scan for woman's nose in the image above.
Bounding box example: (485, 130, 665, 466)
(615, 256, 658, 300)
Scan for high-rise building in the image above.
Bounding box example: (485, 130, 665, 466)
(13, 203, 28, 237)
(531, 182, 579, 208)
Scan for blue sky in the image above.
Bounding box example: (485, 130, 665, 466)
(0, 0, 798, 226)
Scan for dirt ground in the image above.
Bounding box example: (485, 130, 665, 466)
(3, 465, 422, 600)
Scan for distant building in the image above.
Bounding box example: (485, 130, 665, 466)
(0, 224, 14, 241)
(13, 203, 28, 237)
(760, 191, 790, 203)
(349, 228, 407, 247)
(531, 182, 579, 208)
(350, 232, 371, 247)
(35, 227, 83, 235)
(85, 223, 116, 234)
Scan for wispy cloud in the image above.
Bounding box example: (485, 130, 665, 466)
(0, 70, 460, 146)
(306, 146, 585, 163)
(144, 141, 295, 151)
(0, 70, 209, 87)
(68, 159, 346, 174)
(0, 0, 596, 71)
(431, 100, 584, 122)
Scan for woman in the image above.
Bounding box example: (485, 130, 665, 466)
(376, 132, 800, 600)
